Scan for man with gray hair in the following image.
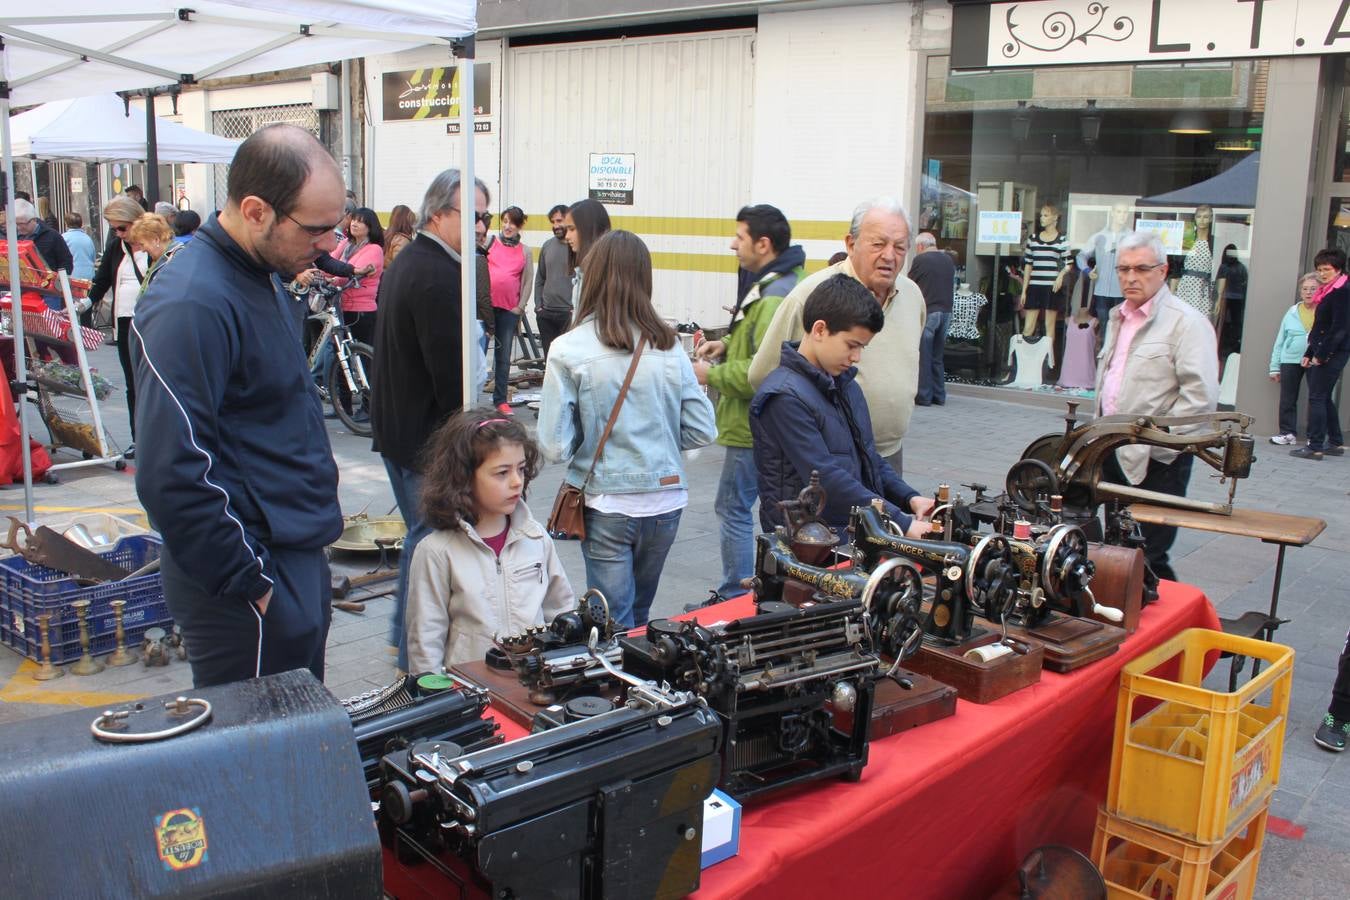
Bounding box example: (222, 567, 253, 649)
(11, 197, 73, 276)
(153, 200, 178, 222)
(1096, 230, 1218, 582)
(749, 196, 926, 474)
(371, 167, 490, 671)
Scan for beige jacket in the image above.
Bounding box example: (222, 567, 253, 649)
(747, 258, 926, 457)
(1094, 286, 1219, 484)
(406, 502, 574, 673)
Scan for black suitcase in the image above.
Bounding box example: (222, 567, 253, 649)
(0, 669, 381, 898)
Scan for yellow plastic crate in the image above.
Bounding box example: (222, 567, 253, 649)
(1092, 799, 1268, 900)
(1107, 628, 1292, 843)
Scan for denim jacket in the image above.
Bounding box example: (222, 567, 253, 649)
(538, 319, 717, 494)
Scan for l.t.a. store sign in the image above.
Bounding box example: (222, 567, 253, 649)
(951, 0, 1350, 69)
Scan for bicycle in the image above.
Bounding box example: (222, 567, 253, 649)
(300, 274, 375, 436)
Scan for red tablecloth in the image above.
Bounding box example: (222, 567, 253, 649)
(397, 583, 1217, 900)
(688, 582, 1218, 900)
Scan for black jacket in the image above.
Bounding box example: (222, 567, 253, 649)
(1306, 280, 1350, 362)
(371, 233, 466, 470)
(908, 249, 956, 316)
(131, 215, 342, 604)
(29, 221, 73, 274)
(751, 342, 920, 534)
(88, 232, 141, 304)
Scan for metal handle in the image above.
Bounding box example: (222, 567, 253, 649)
(91, 697, 212, 743)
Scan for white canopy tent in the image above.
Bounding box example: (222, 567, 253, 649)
(0, 0, 479, 521)
(10, 93, 240, 163)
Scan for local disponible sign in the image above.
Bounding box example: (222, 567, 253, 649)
(589, 153, 636, 206)
(382, 65, 491, 121)
(953, 0, 1350, 69)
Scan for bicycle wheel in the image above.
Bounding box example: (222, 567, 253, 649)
(326, 341, 374, 436)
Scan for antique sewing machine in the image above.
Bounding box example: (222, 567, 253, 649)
(848, 501, 1045, 702)
(620, 595, 883, 802)
(748, 474, 956, 737)
(342, 671, 502, 791)
(376, 656, 722, 900)
(449, 590, 625, 728)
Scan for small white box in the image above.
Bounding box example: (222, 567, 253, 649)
(701, 789, 741, 869)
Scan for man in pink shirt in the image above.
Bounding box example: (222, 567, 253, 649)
(1094, 231, 1218, 582)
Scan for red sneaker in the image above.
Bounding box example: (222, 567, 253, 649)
(496, 403, 513, 415)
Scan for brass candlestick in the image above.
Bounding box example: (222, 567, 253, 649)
(107, 599, 138, 667)
(32, 613, 64, 681)
(69, 599, 105, 676)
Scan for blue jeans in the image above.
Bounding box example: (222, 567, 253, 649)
(916, 309, 950, 404)
(492, 307, 519, 406)
(581, 507, 682, 628)
(383, 458, 432, 672)
(713, 446, 758, 597)
(1306, 350, 1348, 451)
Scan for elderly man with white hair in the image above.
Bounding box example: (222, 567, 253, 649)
(10, 197, 73, 275)
(748, 196, 926, 474)
(1096, 230, 1218, 582)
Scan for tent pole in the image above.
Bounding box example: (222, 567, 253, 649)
(145, 90, 160, 204)
(456, 39, 476, 411)
(1, 41, 38, 522)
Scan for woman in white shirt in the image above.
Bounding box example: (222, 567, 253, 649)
(87, 195, 149, 458)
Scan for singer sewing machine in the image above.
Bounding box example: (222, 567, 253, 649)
(342, 671, 502, 791)
(620, 597, 882, 802)
(752, 527, 958, 737)
(848, 502, 1045, 702)
(376, 659, 722, 900)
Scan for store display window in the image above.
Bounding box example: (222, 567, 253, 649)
(921, 57, 1263, 396)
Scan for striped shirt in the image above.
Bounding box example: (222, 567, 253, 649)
(1023, 232, 1072, 286)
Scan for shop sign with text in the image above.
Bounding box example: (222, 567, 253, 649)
(382, 65, 491, 121)
(953, 0, 1350, 69)
(589, 153, 636, 205)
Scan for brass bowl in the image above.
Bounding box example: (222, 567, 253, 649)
(330, 514, 407, 552)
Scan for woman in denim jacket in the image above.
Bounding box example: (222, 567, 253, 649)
(538, 231, 717, 627)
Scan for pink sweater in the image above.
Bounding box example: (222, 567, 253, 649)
(333, 240, 383, 312)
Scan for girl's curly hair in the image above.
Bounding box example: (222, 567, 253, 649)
(419, 407, 542, 530)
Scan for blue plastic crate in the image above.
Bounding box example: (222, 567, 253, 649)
(0, 535, 170, 664)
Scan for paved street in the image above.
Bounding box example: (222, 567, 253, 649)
(0, 343, 1346, 896)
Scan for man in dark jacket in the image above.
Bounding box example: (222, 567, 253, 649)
(533, 204, 574, 356)
(13, 198, 73, 276)
(909, 232, 956, 406)
(131, 124, 346, 688)
(751, 274, 934, 537)
(371, 167, 490, 671)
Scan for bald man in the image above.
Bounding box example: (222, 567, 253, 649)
(132, 124, 346, 688)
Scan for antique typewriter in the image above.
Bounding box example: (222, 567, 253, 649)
(620, 596, 885, 802)
(376, 651, 722, 900)
(342, 671, 501, 790)
(485, 588, 624, 705)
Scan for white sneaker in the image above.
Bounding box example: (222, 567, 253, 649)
(1269, 433, 1297, 445)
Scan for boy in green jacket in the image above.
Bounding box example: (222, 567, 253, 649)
(694, 205, 806, 598)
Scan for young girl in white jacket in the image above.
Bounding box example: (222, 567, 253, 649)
(406, 408, 574, 674)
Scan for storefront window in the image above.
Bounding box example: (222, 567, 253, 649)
(921, 57, 1264, 395)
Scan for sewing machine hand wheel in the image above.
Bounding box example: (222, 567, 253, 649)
(1006, 459, 1060, 514)
(1040, 525, 1091, 606)
(967, 534, 1020, 622)
(861, 557, 926, 661)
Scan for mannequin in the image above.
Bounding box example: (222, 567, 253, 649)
(1170, 204, 1225, 322)
(1006, 334, 1054, 389)
(1057, 303, 1098, 390)
(1018, 203, 1072, 364)
(1077, 202, 1131, 322)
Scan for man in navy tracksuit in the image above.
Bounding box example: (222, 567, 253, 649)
(132, 125, 346, 688)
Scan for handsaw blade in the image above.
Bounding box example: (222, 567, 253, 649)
(25, 525, 132, 582)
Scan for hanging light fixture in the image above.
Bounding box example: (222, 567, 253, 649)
(1080, 99, 1103, 150)
(1011, 100, 1032, 143)
(1168, 109, 1212, 135)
